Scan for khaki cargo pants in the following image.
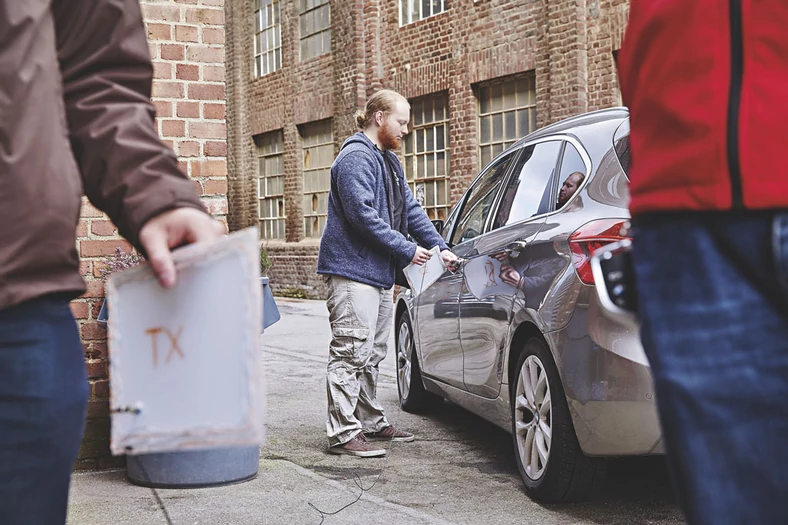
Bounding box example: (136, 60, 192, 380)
(324, 275, 393, 447)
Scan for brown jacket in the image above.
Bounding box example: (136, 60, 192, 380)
(0, 0, 205, 309)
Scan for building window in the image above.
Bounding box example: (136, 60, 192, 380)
(477, 74, 537, 169)
(301, 120, 333, 238)
(253, 0, 282, 77)
(255, 131, 286, 240)
(403, 93, 450, 220)
(300, 0, 330, 60)
(400, 0, 446, 26)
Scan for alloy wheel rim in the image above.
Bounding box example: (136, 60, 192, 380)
(514, 355, 553, 481)
(397, 321, 412, 399)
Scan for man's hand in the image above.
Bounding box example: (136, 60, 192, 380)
(500, 264, 521, 287)
(440, 249, 459, 269)
(139, 208, 226, 288)
(411, 246, 433, 265)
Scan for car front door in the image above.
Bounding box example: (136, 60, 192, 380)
(415, 152, 516, 388)
(458, 140, 563, 398)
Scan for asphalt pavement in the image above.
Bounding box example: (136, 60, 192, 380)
(68, 298, 684, 525)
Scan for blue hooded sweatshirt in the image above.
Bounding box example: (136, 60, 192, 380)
(317, 132, 448, 289)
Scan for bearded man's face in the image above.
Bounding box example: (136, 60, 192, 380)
(377, 100, 411, 151)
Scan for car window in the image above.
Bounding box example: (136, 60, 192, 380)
(614, 135, 630, 176)
(492, 141, 561, 229)
(613, 119, 630, 177)
(554, 142, 588, 210)
(450, 152, 516, 245)
(441, 203, 460, 243)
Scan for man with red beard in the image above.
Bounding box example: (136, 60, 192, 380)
(318, 89, 457, 456)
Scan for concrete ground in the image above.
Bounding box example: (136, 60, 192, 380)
(68, 298, 683, 525)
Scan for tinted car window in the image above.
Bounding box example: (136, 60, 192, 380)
(451, 152, 516, 245)
(493, 141, 561, 229)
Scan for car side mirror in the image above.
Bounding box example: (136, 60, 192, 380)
(431, 219, 444, 234)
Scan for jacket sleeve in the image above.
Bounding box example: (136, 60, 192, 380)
(334, 151, 418, 262)
(403, 179, 449, 252)
(51, 0, 206, 249)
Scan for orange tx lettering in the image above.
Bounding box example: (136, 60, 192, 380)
(145, 326, 185, 367)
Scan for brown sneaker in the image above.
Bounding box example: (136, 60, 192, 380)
(364, 425, 415, 442)
(328, 433, 386, 457)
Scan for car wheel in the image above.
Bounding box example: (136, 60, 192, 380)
(511, 337, 606, 502)
(396, 311, 440, 412)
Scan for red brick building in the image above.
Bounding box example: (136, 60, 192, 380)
(225, 0, 630, 297)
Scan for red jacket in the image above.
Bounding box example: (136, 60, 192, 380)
(617, 0, 788, 215)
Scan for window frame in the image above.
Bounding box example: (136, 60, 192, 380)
(476, 74, 537, 171)
(300, 119, 334, 238)
(255, 130, 286, 240)
(487, 136, 592, 233)
(448, 148, 523, 247)
(253, 0, 282, 78)
(399, 0, 447, 27)
(403, 93, 450, 221)
(490, 139, 564, 232)
(299, 0, 331, 61)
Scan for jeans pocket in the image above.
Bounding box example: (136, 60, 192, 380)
(773, 213, 788, 293)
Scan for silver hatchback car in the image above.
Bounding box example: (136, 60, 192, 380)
(394, 108, 663, 503)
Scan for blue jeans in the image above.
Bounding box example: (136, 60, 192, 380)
(0, 296, 89, 525)
(632, 211, 788, 525)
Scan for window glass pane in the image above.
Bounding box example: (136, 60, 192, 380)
(505, 112, 517, 141)
(254, 0, 282, 77)
(404, 93, 449, 220)
(301, 120, 333, 237)
(400, 0, 444, 26)
(555, 143, 587, 210)
(451, 153, 514, 245)
(492, 114, 503, 142)
(479, 86, 490, 114)
(493, 141, 561, 229)
(480, 116, 491, 144)
(254, 130, 286, 239)
(477, 74, 536, 170)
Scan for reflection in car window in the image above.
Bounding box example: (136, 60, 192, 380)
(614, 135, 630, 176)
(555, 143, 587, 209)
(493, 141, 561, 229)
(451, 153, 515, 245)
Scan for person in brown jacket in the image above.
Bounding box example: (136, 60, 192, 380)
(0, 1, 224, 523)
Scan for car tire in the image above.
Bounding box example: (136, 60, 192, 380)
(511, 337, 606, 503)
(395, 311, 441, 413)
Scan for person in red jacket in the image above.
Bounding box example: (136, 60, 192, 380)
(617, 1, 788, 523)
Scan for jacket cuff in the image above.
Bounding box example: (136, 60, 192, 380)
(121, 185, 207, 252)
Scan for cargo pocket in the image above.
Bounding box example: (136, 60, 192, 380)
(330, 325, 370, 364)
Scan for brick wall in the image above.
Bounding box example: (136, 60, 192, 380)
(225, 0, 630, 298)
(73, 0, 228, 470)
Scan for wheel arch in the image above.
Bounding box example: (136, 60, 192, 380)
(507, 321, 546, 388)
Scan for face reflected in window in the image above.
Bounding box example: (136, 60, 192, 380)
(557, 172, 585, 208)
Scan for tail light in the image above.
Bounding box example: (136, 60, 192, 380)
(568, 219, 630, 284)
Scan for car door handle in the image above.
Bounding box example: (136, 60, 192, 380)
(446, 258, 465, 273)
(504, 240, 528, 255)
